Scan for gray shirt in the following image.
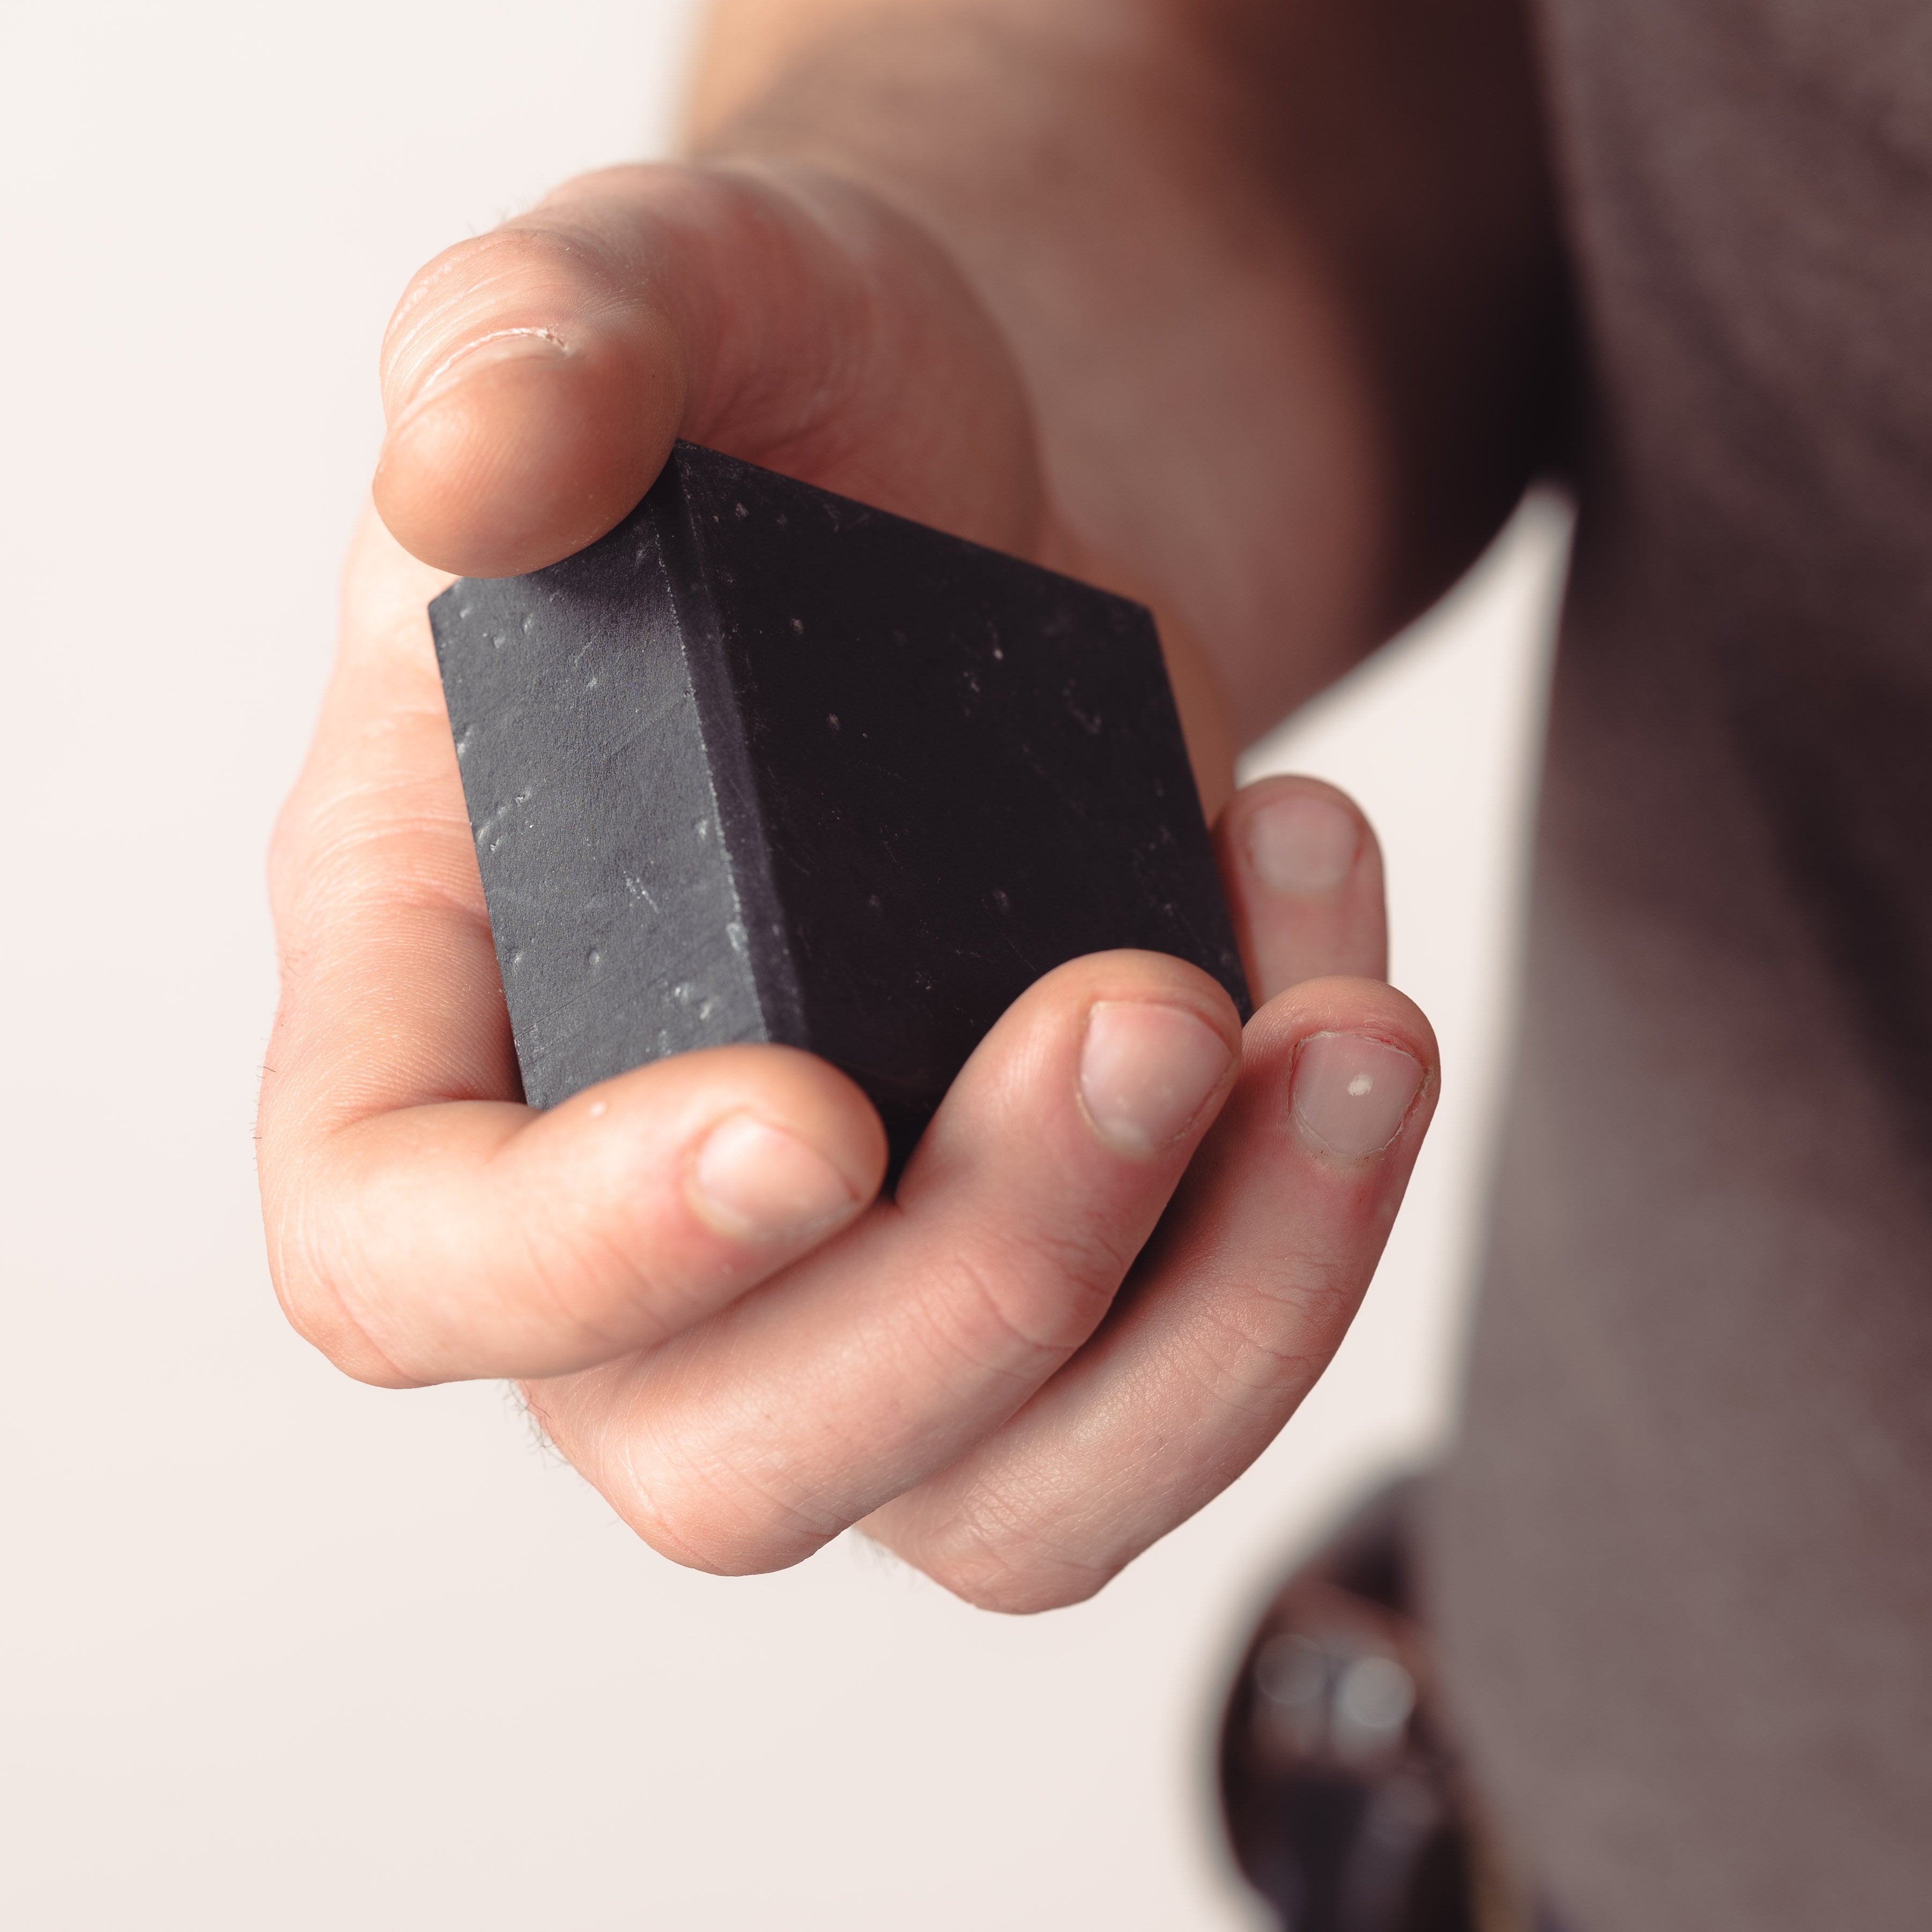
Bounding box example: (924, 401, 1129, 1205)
(1425, 3, 1932, 1926)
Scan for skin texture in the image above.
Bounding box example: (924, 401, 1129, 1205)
(261, 0, 1558, 1608)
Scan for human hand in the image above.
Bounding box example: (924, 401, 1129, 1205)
(258, 161, 1437, 1610)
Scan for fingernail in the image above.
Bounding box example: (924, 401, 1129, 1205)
(688, 1112, 860, 1242)
(1245, 794, 1361, 895)
(396, 327, 570, 424)
(1079, 1002, 1233, 1158)
(1291, 1033, 1425, 1160)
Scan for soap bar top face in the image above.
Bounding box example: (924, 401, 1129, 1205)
(431, 442, 1248, 1159)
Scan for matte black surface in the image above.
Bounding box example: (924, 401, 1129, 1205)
(431, 442, 1247, 1164)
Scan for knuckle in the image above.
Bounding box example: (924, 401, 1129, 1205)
(915, 1502, 1114, 1615)
(599, 1428, 840, 1579)
(506, 1210, 684, 1363)
(516, 1389, 759, 1571)
(1184, 1306, 1324, 1419)
(261, 1170, 419, 1388)
(922, 1246, 1056, 1373)
(921, 1213, 1132, 1375)
(1185, 1243, 1364, 1414)
(519, 1370, 849, 1580)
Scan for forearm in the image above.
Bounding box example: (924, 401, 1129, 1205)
(684, 0, 1566, 744)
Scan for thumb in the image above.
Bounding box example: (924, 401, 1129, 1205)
(373, 160, 1043, 577)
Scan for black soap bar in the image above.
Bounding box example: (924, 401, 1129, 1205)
(430, 441, 1248, 1166)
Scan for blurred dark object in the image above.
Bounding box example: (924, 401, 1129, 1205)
(1220, 1482, 1560, 1932)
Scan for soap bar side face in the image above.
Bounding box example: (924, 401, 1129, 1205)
(649, 459, 811, 1059)
(430, 508, 766, 1108)
(675, 446, 1248, 1126)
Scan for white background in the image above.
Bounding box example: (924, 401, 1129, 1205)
(0, 3, 1567, 1924)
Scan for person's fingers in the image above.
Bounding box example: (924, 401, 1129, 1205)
(519, 951, 1243, 1575)
(374, 161, 1042, 578)
(1216, 774, 1388, 996)
(258, 509, 886, 1388)
(267, 1046, 887, 1390)
(863, 976, 1437, 1612)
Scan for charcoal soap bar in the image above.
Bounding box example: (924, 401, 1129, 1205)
(430, 441, 1248, 1165)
